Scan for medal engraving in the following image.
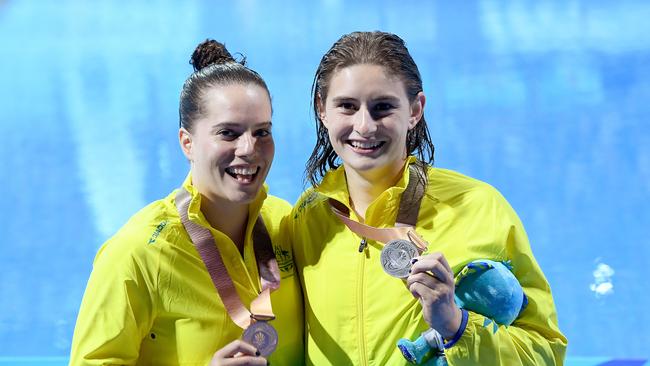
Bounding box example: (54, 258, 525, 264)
(242, 320, 278, 356)
(380, 239, 419, 278)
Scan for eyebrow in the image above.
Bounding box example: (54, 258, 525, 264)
(331, 95, 401, 104)
(371, 95, 401, 103)
(331, 96, 355, 104)
(210, 121, 272, 132)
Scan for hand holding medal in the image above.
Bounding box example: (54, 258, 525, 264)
(406, 252, 463, 340)
(209, 339, 268, 366)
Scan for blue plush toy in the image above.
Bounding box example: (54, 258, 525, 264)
(454, 259, 528, 328)
(397, 259, 528, 365)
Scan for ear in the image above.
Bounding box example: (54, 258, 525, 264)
(316, 93, 328, 128)
(408, 92, 426, 130)
(179, 127, 193, 161)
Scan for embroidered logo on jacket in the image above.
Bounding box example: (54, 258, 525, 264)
(293, 191, 319, 219)
(148, 220, 168, 244)
(274, 244, 294, 277)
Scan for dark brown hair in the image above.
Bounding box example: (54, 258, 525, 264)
(305, 31, 434, 186)
(179, 39, 270, 132)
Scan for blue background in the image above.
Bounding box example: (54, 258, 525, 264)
(1, 0, 649, 364)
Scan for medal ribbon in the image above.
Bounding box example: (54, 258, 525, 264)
(175, 188, 280, 329)
(329, 164, 428, 251)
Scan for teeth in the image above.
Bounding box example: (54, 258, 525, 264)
(350, 141, 382, 149)
(226, 166, 257, 175)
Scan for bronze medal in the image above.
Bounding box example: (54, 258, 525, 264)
(242, 320, 278, 357)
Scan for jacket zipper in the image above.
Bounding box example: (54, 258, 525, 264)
(357, 237, 368, 365)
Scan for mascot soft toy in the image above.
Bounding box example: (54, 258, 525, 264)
(397, 259, 528, 365)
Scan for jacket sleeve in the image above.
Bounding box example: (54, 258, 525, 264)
(69, 239, 156, 366)
(445, 188, 568, 366)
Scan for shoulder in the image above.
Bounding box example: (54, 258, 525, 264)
(427, 167, 507, 206)
(260, 194, 292, 230)
(426, 167, 522, 231)
(262, 194, 292, 215)
(93, 197, 181, 272)
(291, 187, 328, 221)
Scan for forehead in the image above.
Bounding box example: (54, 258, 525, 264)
(326, 64, 406, 99)
(199, 83, 272, 123)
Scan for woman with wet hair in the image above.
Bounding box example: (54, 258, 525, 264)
(70, 39, 303, 365)
(289, 31, 567, 365)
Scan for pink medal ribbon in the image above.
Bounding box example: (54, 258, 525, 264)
(175, 188, 280, 355)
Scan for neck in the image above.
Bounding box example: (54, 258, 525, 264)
(200, 195, 249, 255)
(344, 159, 406, 220)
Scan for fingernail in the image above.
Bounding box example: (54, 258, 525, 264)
(411, 258, 418, 264)
(255, 350, 261, 356)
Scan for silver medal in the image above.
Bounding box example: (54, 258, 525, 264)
(380, 239, 419, 278)
(242, 320, 278, 357)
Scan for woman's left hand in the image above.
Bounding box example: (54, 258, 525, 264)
(406, 251, 462, 339)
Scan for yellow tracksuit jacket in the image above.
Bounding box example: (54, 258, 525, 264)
(289, 157, 567, 365)
(70, 174, 304, 365)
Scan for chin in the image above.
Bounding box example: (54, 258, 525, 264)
(342, 155, 388, 172)
(228, 185, 263, 204)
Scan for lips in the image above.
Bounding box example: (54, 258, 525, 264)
(225, 165, 261, 184)
(347, 139, 386, 153)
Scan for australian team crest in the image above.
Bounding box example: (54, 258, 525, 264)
(273, 244, 294, 277)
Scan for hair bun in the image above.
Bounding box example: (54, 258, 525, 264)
(190, 39, 236, 72)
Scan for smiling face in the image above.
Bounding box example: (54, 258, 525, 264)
(319, 64, 424, 179)
(180, 83, 274, 205)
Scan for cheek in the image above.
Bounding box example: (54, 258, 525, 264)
(262, 140, 275, 158)
(327, 128, 341, 147)
(325, 118, 348, 140)
(208, 143, 235, 164)
(248, 138, 274, 162)
(391, 118, 412, 137)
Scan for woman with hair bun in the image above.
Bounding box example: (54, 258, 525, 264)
(70, 39, 303, 366)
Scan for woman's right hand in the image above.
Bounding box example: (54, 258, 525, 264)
(209, 339, 268, 366)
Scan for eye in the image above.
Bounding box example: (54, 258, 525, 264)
(337, 102, 358, 111)
(217, 129, 240, 140)
(374, 102, 394, 112)
(254, 128, 272, 137)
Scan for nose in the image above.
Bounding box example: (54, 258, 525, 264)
(235, 132, 256, 157)
(353, 106, 377, 136)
